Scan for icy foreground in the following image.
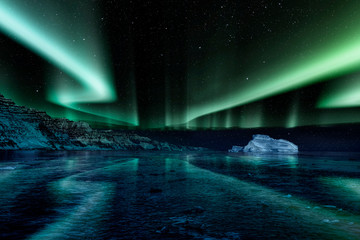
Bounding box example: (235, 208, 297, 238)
(229, 134, 298, 153)
(0, 94, 200, 151)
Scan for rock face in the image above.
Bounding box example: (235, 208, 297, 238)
(229, 134, 298, 153)
(0, 94, 200, 151)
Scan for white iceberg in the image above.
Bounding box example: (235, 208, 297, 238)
(229, 134, 298, 154)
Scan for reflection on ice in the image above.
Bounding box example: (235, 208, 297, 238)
(0, 151, 359, 239)
(186, 160, 360, 239)
(30, 181, 114, 240)
(227, 153, 299, 168)
(29, 158, 139, 240)
(0, 166, 16, 170)
(322, 177, 360, 196)
(321, 177, 360, 215)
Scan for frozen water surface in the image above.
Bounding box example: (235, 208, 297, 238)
(0, 151, 360, 239)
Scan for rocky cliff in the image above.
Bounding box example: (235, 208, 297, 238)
(0, 94, 200, 151)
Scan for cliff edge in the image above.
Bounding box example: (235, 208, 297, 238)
(0, 94, 200, 151)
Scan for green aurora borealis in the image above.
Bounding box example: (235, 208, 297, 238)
(1, 0, 360, 129)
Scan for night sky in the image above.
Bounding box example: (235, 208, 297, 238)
(1, 0, 360, 129)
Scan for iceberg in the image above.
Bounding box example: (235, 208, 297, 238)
(229, 134, 298, 153)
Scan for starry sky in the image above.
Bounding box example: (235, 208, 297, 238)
(1, 0, 360, 129)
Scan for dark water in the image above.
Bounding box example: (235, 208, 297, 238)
(1, 151, 360, 240)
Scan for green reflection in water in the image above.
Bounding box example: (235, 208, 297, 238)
(29, 158, 139, 240)
(185, 160, 360, 238)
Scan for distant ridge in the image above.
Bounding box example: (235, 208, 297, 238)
(0, 94, 201, 151)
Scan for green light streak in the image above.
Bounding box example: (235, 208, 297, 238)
(225, 109, 232, 128)
(185, 102, 266, 129)
(318, 74, 360, 108)
(0, 1, 138, 126)
(172, 3, 360, 127)
(287, 109, 298, 128)
(47, 70, 138, 126)
(286, 95, 300, 128)
(240, 103, 263, 128)
(184, 43, 360, 125)
(0, 1, 115, 101)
